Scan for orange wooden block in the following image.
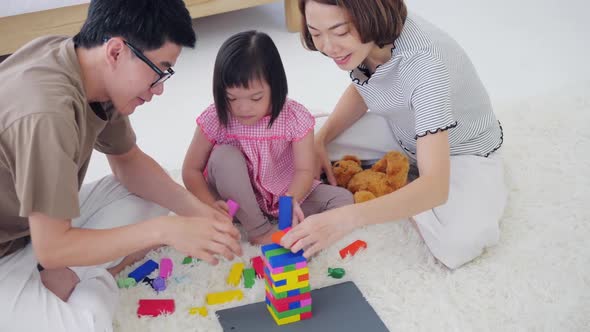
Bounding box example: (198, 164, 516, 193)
(298, 273, 309, 282)
(339, 240, 367, 259)
(271, 231, 286, 245)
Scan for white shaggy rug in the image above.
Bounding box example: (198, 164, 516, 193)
(113, 85, 590, 332)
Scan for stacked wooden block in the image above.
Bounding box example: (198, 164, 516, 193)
(261, 196, 312, 325)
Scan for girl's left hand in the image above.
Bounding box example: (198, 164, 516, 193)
(291, 200, 305, 227)
(281, 208, 357, 259)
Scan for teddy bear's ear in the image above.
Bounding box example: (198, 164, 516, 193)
(342, 155, 361, 166)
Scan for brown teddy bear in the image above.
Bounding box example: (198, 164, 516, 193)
(332, 151, 410, 203)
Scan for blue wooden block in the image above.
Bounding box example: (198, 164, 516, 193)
(261, 243, 283, 256)
(128, 259, 158, 282)
(275, 279, 287, 286)
(268, 251, 306, 268)
(289, 301, 301, 310)
(278, 196, 292, 230)
(287, 289, 301, 297)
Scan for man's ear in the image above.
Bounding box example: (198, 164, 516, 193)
(105, 38, 125, 69)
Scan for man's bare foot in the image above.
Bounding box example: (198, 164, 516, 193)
(249, 226, 278, 246)
(40, 268, 80, 302)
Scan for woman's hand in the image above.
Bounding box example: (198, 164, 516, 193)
(291, 199, 305, 226)
(314, 139, 337, 185)
(281, 207, 357, 259)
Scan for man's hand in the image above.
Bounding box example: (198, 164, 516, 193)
(164, 215, 242, 265)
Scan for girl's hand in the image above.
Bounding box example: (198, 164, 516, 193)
(291, 199, 305, 227)
(281, 208, 357, 259)
(314, 140, 337, 185)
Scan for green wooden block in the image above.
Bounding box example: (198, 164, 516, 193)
(117, 277, 137, 288)
(282, 264, 296, 272)
(243, 268, 255, 288)
(264, 247, 290, 260)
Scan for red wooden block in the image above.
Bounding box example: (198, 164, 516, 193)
(137, 299, 175, 317)
(250, 256, 264, 278)
(339, 240, 367, 259)
(300, 311, 313, 320)
(298, 273, 309, 282)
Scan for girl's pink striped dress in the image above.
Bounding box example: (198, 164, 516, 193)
(197, 98, 321, 217)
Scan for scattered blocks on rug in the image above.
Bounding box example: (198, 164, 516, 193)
(128, 259, 158, 282)
(227, 262, 245, 287)
(159, 258, 173, 279)
(328, 267, 346, 279)
(250, 256, 265, 278)
(137, 299, 175, 317)
(117, 277, 137, 289)
(206, 290, 244, 305)
(243, 268, 256, 288)
(188, 306, 208, 317)
(152, 277, 166, 292)
(339, 240, 367, 259)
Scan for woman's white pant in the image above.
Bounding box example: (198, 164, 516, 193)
(315, 112, 507, 269)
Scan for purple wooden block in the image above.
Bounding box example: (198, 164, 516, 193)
(152, 277, 166, 292)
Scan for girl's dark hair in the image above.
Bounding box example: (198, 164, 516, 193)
(298, 0, 407, 49)
(73, 0, 196, 51)
(213, 30, 288, 127)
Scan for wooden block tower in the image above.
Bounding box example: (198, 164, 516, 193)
(261, 196, 312, 325)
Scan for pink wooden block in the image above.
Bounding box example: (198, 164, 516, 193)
(159, 258, 173, 279)
(227, 200, 240, 217)
(300, 298, 312, 307)
(295, 262, 307, 269)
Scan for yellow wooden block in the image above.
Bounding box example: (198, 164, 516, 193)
(271, 280, 310, 294)
(270, 267, 309, 281)
(189, 306, 208, 316)
(206, 290, 244, 305)
(267, 305, 301, 325)
(227, 263, 245, 286)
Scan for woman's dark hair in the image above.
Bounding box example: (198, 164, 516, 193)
(298, 0, 407, 49)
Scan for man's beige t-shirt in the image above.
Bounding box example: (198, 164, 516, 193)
(0, 36, 137, 258)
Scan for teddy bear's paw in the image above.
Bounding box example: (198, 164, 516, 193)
(354, 191, 376, 203)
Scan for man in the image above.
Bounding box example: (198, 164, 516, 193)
(0, 1, 242, 330)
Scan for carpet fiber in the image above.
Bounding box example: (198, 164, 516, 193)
(113, 85, 590, 331)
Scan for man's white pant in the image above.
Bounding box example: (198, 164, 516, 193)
(316, 112, 507, 269)
(0, 176, 169, 332)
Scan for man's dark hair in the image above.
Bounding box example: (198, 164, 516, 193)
(73, 0, 196, 50)
(213, 30, 288, 128)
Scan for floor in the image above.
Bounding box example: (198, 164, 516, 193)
(80, 0, 590, 182)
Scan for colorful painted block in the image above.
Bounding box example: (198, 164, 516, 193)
(137, 299, 175, 317)
(227, 263, 244, 286)
(159, 258, 173, 279)
(128, 259, 158, 282)
(250, 256, 264, 278)
(243, 268, 255, 288)
(339, 240, 367, 259)
(206, 290, 244, 305)
(189, 306, 208, 317)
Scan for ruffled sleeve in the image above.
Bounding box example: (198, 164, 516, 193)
(196, 104, 224, 144)
(408, 55, 457, 138)
(285, 99, 315, 141)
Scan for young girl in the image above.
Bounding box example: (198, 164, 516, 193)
(281, 0, 507, 269)
(182, 30, 353, 244)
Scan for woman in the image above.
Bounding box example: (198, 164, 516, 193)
(281, 0, 506, 269)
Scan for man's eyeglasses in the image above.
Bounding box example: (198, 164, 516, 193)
(122, 40, 175, 88)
